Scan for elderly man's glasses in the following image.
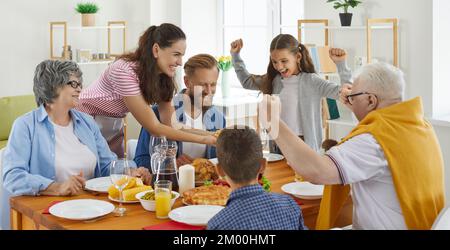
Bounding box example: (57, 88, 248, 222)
(66, 80, 82, 89)
(346, 92, 376, 105)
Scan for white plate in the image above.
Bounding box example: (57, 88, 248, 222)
(169, 205, 224, 226)
(208, 158, 218, 165)
(108, 196, 140, 204)
(264, 153, 284, 162)
(85, 177, 111, 193)
(49, 199, 114, 220)
(281, 182, 324, 200)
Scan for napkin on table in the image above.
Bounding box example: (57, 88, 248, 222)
(42, 201, 63, 214)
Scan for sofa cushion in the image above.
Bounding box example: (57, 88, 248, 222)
(0, 95, 36, 141)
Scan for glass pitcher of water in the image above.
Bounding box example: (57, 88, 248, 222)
(150, 141, 179, 191)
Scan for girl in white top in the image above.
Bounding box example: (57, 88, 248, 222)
(230, 35, 352, 151)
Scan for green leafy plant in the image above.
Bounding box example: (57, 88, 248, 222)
(75, 2, 99, 14)
(260, 176, 271, 192)
(326, 0, 362, 13)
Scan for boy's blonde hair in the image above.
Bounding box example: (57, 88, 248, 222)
(183, 54, 218, 78)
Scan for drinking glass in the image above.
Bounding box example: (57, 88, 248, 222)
(260, 129, 270, 159)
(155, 180, 172, 219)
(109, 159, 133, 216)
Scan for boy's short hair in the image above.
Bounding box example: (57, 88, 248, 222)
(216, 126, 263, 184)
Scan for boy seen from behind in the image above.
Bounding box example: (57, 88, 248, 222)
(207, 126, 306, 230)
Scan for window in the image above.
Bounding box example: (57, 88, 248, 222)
(433, 0, 450, 118)
(218, 0, 304, 87)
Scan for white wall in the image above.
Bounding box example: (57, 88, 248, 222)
(181, 0, 218, 61)
(304, 0, 434, 117)
(433, 0, 450, 117)
(149, 0, 181, 26)
(0, 0, 150, 98)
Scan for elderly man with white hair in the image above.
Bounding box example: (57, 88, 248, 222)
(260, 62, 445, 230)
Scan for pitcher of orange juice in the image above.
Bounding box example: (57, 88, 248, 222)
(155, 180, 172, 219)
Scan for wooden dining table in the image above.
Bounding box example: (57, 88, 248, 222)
(9, 160, 352, 230)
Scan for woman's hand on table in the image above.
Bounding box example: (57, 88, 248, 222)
(42, 174, 86, 196)
(132, 167, 152, 185)
(60, 175, 86, 195)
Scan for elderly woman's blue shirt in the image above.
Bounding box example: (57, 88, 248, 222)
(1, 105, 116, 229)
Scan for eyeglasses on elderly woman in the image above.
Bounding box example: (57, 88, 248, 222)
(66, 80, 82, 89)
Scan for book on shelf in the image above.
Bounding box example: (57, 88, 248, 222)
(306, 45, 337, 74)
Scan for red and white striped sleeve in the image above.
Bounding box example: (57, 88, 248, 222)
(110, 61, 141, 97)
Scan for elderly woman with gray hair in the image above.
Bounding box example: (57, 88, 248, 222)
(1, 60, 150, 229)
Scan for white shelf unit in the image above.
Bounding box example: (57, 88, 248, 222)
(298, 25, 393, 31)
(77, 60, 114, 65)
(49, 21, 126, 62)
(298, 18, 399, 66)
(52, 25, 126, 31)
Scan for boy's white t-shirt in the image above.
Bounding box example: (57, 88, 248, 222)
(279, 75, 303, 136)
(51, 120, 97, 182)
(326, 133, 407, 230)
(182, 112, 207, 158)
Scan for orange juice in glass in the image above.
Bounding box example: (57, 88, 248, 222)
(155, 180, 172, 219)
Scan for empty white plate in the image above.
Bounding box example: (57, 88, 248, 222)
(85, 177, 112, 193)
(208, 158, 218, 165)
(169, 205, 224, 226)
(263, 153, 284, 162)
(49, 199, 115, 220)
(281, 182, 324, 200)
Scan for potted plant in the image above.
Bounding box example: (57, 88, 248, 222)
(75, 2, 99, 27)
(326, 0, 362, 26)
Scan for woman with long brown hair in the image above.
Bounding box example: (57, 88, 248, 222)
(77, 23, 215, 157)
(230, 34, 352, 152)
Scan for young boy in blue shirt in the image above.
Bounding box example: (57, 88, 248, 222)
(207, 126, 306, 230)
